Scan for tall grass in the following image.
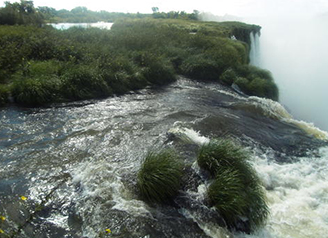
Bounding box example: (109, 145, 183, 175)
(0, 18, 279, 106)
(198, 139, 269, 231)
(137, 150, 183, 203)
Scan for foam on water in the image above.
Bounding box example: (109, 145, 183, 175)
(71, 159, 151, 216)
(236, 147, 328, 238)
(168, 123, 210, 145)
(246, 96, 328, 140)
(171, 127, 328, 238)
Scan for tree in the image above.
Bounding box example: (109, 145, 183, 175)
(151, 7, 159, 13)
(0, 0, 43, 25)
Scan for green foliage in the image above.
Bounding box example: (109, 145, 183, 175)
(234, 77, 250, 92)
(232, 65, 279, 100)
(197, 139, 269, 231)
(0, 0, 43, 26)
(197, 139, 249, 177)
(12, 77, 62, 106)
(180, 54, 221, 81)
(248, 77, 279, 101)
(61, 64, 111, 100)
(137, 150, 183, 203)
(0, 17, 278, 106)
(208, 168, 246, 224)
(220, 68, 237, 85)
(140, 55, 176, 85)
(0, 84, 10, 106)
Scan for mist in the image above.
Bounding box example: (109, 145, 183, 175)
(248, 15, 328, 131)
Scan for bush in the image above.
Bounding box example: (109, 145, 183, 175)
(248, 77, 279, 101)
(197, 139, 269, 231)
(208, 168, 246, 224)
(137, 150, 183, 203)
(220, 68, 237, 85)
(26, 60, 64, 77)
(0, 84, 10, 106)
(180, 54, 220, 81)
(197, 139, 249, 177)
(61, 64, 111, 100)
(231, 65, 278, 100)
(12, 76, 62, 106)
(100, 55, 149, 94)
(234, 77, 250, 93)
(140, 55, 176, 85)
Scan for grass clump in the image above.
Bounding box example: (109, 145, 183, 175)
(12, 77, 62, 106)
(198, 139, 269, 232)
(220, 65, 279, 100)
(137, 150, 183, 203)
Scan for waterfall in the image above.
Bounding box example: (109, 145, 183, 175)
(249, 32, 260, 66)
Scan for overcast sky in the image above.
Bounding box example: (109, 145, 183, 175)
(1, 0, 328, 17)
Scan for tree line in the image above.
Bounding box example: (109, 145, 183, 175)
(0, 0, 200, 25)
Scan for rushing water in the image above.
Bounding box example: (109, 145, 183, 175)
(0, 78, 327, 237)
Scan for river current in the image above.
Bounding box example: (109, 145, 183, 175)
(0, 78, 327, 237)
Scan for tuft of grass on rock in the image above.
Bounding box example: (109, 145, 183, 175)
(197, 139, 249, 177)
(198, 139, 269, 232)
(137, 150, 183, 203)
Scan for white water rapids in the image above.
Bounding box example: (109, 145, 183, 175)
(1, 79, 327, 237)
(173, 124, 328, 238)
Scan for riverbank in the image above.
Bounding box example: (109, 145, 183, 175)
(0, 18, 277, 107)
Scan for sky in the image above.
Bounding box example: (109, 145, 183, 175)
(1, 0, 328, 17)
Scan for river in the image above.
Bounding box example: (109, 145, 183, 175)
(1, 78, 327, 237)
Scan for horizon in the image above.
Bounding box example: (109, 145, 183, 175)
(1, 0, 328, 18)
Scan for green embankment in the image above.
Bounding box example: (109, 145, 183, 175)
(0, 18, 278, 106)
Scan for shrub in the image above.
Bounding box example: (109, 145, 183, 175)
(100, 55, 149, 94)
(180, 54, 220, 81)
(197, 139, 249, 177)
(141, 55, 176, 85)
(208, 168, 247, 224)
(231, 65, 278, 100)
(248, 77, 279, 101)
(197, 139, 269, 231)
(61, 64, 111, 100)
(26, 60, 64, 77)
(0, 84, 10, 106)
(234, 77, 250, 93)
(220, 68, 237, 85)
(137, 150, 183, 203)
(12, 76, 62, 106)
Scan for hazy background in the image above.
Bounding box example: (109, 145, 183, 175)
(1, 0, 328, 130)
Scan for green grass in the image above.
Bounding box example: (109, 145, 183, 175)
(220, 65, 279, 100)
(0, 18, 279, 106)
(137, 150, 183, 203)
(197, 139, 249, 177)
(198, 139, 269, 231)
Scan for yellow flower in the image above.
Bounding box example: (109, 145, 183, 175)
(0, 216, 5, 221)
(20, 196, 27, 201)
(105, 228, 111, 234)
(0, 228, 4, 233)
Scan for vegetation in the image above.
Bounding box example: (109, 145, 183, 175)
(198, 139, 269, 231)
(0, 1, 200, 24)
(0, 0, 43, 25)
(220, 65, 279, 100)
(137, 150, 183, 203)
(0, 1, 278, 106)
